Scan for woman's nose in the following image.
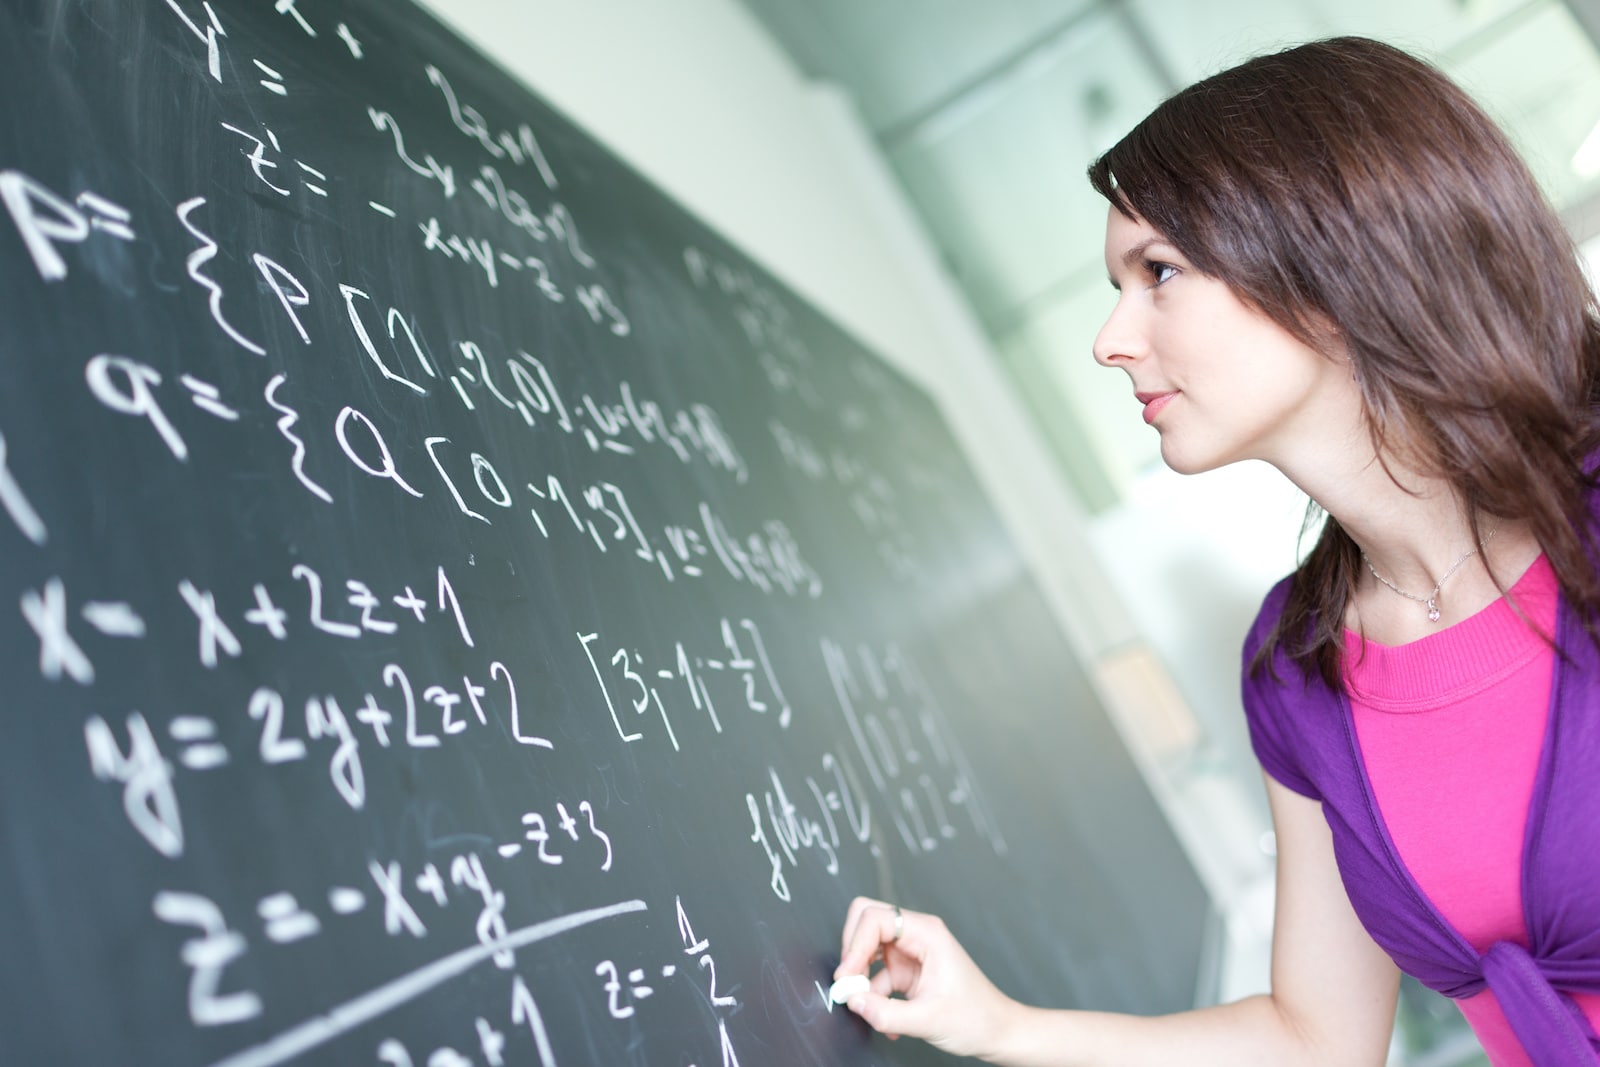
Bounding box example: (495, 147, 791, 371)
(1092, 300, 1144, 368)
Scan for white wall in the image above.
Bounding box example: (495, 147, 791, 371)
(413, 0, 1276, 1001)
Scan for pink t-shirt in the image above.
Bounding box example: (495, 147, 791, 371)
(1344, 555, 1600, 1065)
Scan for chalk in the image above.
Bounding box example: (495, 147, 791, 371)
(829, 973, 871, 1004)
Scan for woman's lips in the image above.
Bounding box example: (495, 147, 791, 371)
(1136, 390, 1178, 424)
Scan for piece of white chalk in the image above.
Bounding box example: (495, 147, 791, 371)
(829, 973, 871, 1004)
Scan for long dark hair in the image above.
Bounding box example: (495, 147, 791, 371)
(1087, 36, 1600, 688)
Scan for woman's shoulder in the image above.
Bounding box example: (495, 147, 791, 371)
(1242, 573, 1298, 662)
(1238, 572, 1335, 800)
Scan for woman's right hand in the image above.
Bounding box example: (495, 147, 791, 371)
(836, 896, 1019, 1058)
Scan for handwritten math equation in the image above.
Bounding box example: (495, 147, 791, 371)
(0, 2, 1000, 1065)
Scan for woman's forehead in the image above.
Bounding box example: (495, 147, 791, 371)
(1104, 209, 1170, 262)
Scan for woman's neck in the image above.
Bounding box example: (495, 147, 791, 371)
(1277, 448, 1541, 642)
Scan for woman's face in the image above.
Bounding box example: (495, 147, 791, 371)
(1093, 206, 1355, 476)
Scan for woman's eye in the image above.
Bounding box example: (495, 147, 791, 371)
(1147, 260, 1178, 286)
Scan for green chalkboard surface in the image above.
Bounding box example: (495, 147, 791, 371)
(0, 1, 1210, 1063)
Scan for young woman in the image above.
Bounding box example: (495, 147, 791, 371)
(836, 36, 1600, 1066)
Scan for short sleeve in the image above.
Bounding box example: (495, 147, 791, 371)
(1240, 578, 1323, 801)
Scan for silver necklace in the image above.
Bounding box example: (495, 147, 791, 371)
(1361, 526, 1497, 624)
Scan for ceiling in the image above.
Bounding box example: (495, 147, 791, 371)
(740, 0, 1600, 511)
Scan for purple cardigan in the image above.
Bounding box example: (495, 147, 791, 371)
(1242, 577, 1600, 1063)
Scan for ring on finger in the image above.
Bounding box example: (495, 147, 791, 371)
(890, 904, 904, 943)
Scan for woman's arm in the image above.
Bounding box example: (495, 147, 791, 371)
(837, 774, 1401, 1066)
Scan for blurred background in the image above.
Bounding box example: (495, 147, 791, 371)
(422, 2, 1600, 1061)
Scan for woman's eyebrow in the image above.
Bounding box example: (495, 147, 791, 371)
(1120, 237, 1161, 269)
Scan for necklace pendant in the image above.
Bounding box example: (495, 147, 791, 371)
(1426, 598, 1441, 623)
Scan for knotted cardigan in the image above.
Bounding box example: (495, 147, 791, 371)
(1242, 574, 1600, 1063)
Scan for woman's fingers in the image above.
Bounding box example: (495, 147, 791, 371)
(839, 896, 890, 955)
(848, 987, 930, 1042)
(869, 966, 895, 998)
(837, 898, 905, 977)
(838, 895, 879, 962)
(835, 899, 1011, 1057)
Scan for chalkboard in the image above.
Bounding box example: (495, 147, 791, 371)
(0, 1, 1211, 1064)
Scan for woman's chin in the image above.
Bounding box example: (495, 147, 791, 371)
(1158, 440, 1229, 477)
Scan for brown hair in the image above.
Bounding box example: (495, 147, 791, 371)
(1087, 36, 1600, 688)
